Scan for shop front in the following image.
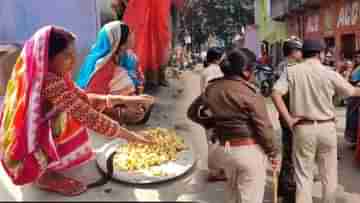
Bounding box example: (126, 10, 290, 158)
(285, 0, 360, 59)
(322, 4, 336, 50)
(304, 12, 322, 40)
(287, 15, 303, 38)
(286, 9, 321, 41)
(334, 0, 360, 59)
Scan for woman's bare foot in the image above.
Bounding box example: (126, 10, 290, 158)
(35, 171, 87, 196)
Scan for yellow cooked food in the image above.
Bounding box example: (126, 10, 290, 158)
(113, 128, 187, 172)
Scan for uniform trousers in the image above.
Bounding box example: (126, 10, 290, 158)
(211, 143, 268, 203)
(293, 122, 337, 203)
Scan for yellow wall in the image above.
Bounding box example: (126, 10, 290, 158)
(256, 0, 288, 43)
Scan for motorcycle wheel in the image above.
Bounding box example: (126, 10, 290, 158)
(261, 80, 272, 97)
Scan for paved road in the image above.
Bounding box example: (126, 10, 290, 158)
(0, 70, 359, 202)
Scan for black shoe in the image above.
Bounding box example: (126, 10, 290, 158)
(282, 193, 296, 203)
(159, 80, 170, 87)
(278, 183, 296, 197)
(314, 174, 321, 182)
(350, 144, 357, 150)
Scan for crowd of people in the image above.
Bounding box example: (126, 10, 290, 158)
(322, 49, 360, 149)
(1, 7, 360, 203)
(189, 37, 360, 203)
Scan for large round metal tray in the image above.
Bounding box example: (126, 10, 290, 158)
(96, 139, 196, 184)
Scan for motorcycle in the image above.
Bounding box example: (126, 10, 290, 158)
(255, 64, 278, 97)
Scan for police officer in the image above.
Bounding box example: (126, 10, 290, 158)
(274, 36, 303, 79)
(273, 37, 303, 203)
(272, 39, 360, 203)
(188, 48, 280, 203)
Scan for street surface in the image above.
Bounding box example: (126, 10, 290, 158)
(0, 68, 359, 202)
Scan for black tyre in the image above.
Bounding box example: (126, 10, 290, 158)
(261, 80, 272, 97)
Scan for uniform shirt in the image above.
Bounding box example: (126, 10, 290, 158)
(275, 59, 298, 78)
(273, 58, 355, 120)
(324, 65, 336, 72)
(200, 64, 224, 93)
(274, 59, 288, 78)
(188, 76, 279, 156)
(199, 63, 223, 141)
(274, 58, 298, 128)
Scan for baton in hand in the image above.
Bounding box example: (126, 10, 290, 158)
(273, 170, 279, 203)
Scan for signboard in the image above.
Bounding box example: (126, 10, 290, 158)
(324, 8, 333, 32)
(337, 1, 360, 27)
(287, 17, 299, 37)
(306, 14, 320, 33)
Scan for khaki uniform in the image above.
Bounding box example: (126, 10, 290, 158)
(199, 64, 224, 173)
(275, 59, 298, 202)
(273, 59, 354, 203)
(188, 76, 279, 203)
(211, 143, 268, 203)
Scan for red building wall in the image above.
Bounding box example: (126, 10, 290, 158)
(288, 0, 360, 60)
(333, 0, 360, 59)
(287, 16, 303, 38)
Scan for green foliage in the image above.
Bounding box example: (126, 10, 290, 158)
(182, 0, 254, 47)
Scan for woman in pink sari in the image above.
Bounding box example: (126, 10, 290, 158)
(0, 26, 153, 196)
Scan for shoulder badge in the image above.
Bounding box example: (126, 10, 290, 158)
(288, 59, 304, 67)
(288, 61, 297, 67)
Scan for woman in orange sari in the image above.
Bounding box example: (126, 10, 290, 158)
(0, 26, 153, 196)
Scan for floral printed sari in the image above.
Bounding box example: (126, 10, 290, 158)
(0, 26, 93, 185)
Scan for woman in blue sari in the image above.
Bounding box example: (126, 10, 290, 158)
(76, 21, 144, 94)
(345, 52, 360, 146)
(120, 49, 144, 94)
(76, 21, 151, 125)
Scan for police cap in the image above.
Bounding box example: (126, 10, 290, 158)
(302, 39, 325, 52)
(284, 37, 302, 50)
(283, 36, 303, 56)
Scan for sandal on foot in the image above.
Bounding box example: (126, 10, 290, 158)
(207, 171, 227, 182)
(207, 175, 227, 182)
(36, 176, 87, 196)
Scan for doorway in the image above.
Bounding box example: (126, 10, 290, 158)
(341, 34, 356, 59)
(324, 37, 335, 49)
